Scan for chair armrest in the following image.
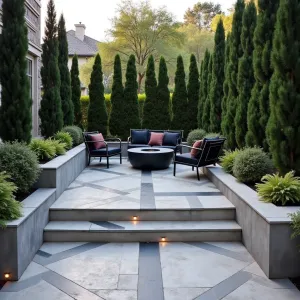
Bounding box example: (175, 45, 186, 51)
(127, 136, 132, 144)
(105, 138, 121, 148)
(176, 144, 202, 151)
(85, 140, 108, 146)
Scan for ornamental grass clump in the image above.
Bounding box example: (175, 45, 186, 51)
(49, 139, 66, 155)
(54, 131, 72, 149)
(29, 139, 56, 162)
(187, 129, 206, 146)
(220, 149, 242, 175)
(233, 147, 273, 183)
(0, 172, 22, 228)
(256, 172, 300, 206)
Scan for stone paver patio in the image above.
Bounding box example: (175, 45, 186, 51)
(1, 158, 299, 299)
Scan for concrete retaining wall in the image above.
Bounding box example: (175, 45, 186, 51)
(204, 165, 300, 279)
(0, 189, 56, 281)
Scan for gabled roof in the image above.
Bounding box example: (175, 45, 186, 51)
(67, 30, 99, 57)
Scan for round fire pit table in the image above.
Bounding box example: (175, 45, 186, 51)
(128, 147, 174, 170)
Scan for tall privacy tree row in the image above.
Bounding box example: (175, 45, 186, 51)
(58, 14, 73, 126)
(0, 0, 31, 143)
(246, 0, 279, 149)
(87, 54, 108, 134)
(40, 0, 63, 137)
(267, 0, 300, 174)
(222, 0, 245, 149)
(198, 50, 210, 129)
(71, 55, 82, 128)
(235, 1, 257, 148)
(209, 19, 225, 133)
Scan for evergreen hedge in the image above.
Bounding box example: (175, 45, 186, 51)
(71, 55, 82, 128)
(39, 0, 63, 138)
(267, 0, 300, 174)
(87, 54, 108, 134)
(58, 14, 73, 126)
(209, 19, 225, 133)
(0, 0, 32, 143)
(187, 54, 200, 133)
(235, 1, 257, 148)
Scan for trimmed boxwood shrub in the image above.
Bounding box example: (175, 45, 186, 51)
(54, 131, 72, 150)
(256, 171, 300, 206)
(233, 147, 274, 183)
(220, 149, 242, 175)
(0, 142, 40, 194)
(187, 129, 207, 146)
(0, 172, 22, 228)
(29, 139, 56, 162)
(62, 125, 83, 145)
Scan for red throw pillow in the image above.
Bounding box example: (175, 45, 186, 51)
(191, 140, 202, 158)
(148, 132, 164, 146)
(89, 133, 105, 150)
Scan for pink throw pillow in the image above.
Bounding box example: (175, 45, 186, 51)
(90, 133, 106, 150)
(148, 132, 164, 146)
(191, 140, 202, 158)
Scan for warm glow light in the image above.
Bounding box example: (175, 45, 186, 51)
(161, 237, 166, 242)
(4, 273, 10, 279)
(133, 216, 138, 221)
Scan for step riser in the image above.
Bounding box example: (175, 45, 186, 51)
(49, 209, 236, 222)
(44, 230, 242, 243)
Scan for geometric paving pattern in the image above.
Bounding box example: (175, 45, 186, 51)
(1, 241, 299, 300)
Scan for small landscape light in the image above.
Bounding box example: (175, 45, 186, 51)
(4, 273, 10, 279)
(133, 216, 138, 221)
(161, 237, 166, 242)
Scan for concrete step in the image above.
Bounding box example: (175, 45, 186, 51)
(49, 207, 236, 222)
(44, 220, 242, 242)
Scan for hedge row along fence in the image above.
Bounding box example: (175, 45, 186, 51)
(80, 94, 173, 131)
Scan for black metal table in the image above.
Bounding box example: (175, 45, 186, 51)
(127, 147, 174, 170)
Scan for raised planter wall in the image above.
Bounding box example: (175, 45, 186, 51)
(35, 144, 87, 198)
(204, 165, 300, 279)
(0, 189, 56, 281)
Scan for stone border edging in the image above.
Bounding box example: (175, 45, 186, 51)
(204, 165, 300, 279)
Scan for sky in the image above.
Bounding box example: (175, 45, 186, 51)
(40, 0, 235, 42)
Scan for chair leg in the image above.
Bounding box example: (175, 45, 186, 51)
(192, 166, 194, 171)
(120, 153, 122, 164)
(99, 157, 102, 162)
(107, 157, 109, 168)
(197, 168, 200, 181)
(88, 156, 90, 166)
(173, 162, 176, 177)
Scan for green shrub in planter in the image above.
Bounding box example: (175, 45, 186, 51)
(204, 132, 220, 138)
(49, 139, 66, 155)
(0, 142, 40, 194)
(233, 147, 273, 183)
(220, 149, 242, 174)
(54, 131, 72, 149)
(290, 210, 300, 240)
(0, 172, 22, 228)
(62, 125, 83, 145)
(29, 139, 56, 162)
(187, 129, 207, 146)
(256, 172, 300, 206)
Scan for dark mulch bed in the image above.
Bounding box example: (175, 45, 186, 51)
(0, 280, 6, 290)
(16, 188, 37, 202)
(290, 277, 300, 291)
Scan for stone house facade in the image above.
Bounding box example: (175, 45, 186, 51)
(0, 0, 42, 137)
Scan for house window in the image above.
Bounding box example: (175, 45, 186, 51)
(27, 59, 33, 98)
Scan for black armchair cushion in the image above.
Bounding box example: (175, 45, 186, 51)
(175, 153, 198, 165)
(163, 132, 180, 146)
(128, 144, 151, 149)
(90, 147, 121, 156)
(131, 130, 149, 144)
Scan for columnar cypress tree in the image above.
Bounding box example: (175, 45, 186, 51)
(172, 55, 188, 135)
(142, 55, 158, 129)
(156, 57, 171, 129)
(235, 1, 257, 148)
(71, 55, 82, 128)
(58, 14, 74, 126)
(267, 0, 300, 174)
(124, 55, 140, 133)
(198, 50, 210, 129)
(39, 0, 63, 138)
(209, 19, 225, 133)
(221, 32, 231, 135)
(246, 0, 279, 149)
(87, 54, 108, 134)
(109, 54, 125, 138)
(222, 0, 245, 149)
(187, 54, 200, 132)
(0, 0, 31, 143)
(202, 53, 212, 132)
